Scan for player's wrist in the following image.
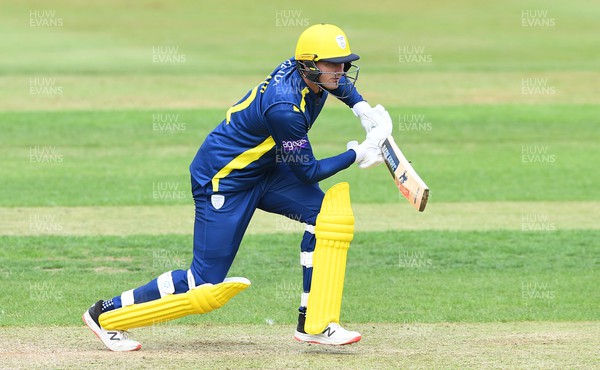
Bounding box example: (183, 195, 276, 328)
(347, 140, 365, 163)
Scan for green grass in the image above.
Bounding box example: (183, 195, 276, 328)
(1, 1, 599, 111)
(1, 230, 597, 327)
(1, 104, 598, 206)
(2, 1, 599, 75)
(0, 0, 598, 348)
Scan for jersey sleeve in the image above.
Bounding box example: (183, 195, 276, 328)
(264, 103, 356, 184)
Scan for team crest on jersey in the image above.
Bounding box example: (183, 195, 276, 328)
(211, 194, 225, 209)
(336, 35, 346, 49)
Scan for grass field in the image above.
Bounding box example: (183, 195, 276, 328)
(1, 0, 599, 369)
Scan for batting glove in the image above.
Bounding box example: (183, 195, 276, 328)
(347, 139, 383, 169)
(353, 102, 393, 135)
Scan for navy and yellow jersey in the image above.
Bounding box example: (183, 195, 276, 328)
(190, 57, 364, 193)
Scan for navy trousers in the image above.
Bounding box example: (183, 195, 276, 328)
(109, 164, 323, 309)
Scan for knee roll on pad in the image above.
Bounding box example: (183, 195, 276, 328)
(99, 277, 251, 330)
(157, 271, 175, 298)
(305, 182, 354, 334)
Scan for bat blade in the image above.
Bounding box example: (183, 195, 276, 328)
(381, 136, 429, 212)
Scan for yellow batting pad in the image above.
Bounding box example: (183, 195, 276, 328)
(305, 182, 354, 334)
(99, 277, 250, 330)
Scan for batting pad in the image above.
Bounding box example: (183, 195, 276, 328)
(99, 277, 250, 330)
(305, 182, 354, 334)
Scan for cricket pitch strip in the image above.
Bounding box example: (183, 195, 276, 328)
(0, 322, 597, 369)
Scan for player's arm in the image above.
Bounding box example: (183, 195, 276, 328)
(265, 104, 356, 184)
(329, 76, 392, 135)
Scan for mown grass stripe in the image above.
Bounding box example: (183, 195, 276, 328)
(2, 201, 598, 236)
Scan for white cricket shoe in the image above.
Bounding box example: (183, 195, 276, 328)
(295, 322, 362, 346)
(82, 300, 142, 352)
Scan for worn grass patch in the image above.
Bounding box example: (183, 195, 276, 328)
(0, 322, 598, 369)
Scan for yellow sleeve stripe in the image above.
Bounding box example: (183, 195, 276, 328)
(292, 87, 310, 113)
(226, 86, 259, 124)
(211, 136, 276, 192)
(299, 87, 309, 112)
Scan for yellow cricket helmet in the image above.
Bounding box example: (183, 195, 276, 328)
(294, 24, 360, 97)
(295, 23, 360, 64)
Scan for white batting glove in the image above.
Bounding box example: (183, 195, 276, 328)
(366, 105, 393, 140)
(352, 101, 374, 132)
(353, 102, 393, 135)
(347, 139, 383, 169)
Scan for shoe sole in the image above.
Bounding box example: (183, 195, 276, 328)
(294, 332, 362, 346)
(82, 311, 142, 352)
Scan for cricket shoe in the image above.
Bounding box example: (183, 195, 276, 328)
(82, 300, 142, 352)
(294, 322, 362, 346)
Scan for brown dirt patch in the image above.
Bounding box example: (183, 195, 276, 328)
(0, 322, 597, 369)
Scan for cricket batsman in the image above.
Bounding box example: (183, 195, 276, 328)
(83, 23, 393, 351)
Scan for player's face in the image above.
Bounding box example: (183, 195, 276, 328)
(316, 61, 345, 90)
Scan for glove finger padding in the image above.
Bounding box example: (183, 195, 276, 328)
(357, 104, 393, 134)
(373, 104, 387, 114)
(358, 148, 383, 169)
(350, 138, 383, 168)
(359, 114, 378, 133)
(364, 106, 393, 142)
(367, 125, 391, 145)
(366, 105, 392, 124)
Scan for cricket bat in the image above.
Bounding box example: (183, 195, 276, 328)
(381, 136, 429, 212)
